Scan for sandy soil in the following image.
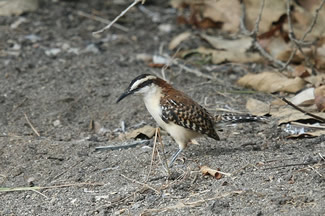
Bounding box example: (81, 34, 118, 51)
(0, 0, 324, 215)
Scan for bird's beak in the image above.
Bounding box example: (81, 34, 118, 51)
(116, 90, 133, 103)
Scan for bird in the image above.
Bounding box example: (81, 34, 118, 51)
(116, 74, 265, 167)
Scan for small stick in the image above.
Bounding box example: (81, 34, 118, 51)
(120, 174, 160, 194)
(157, 128, 170, 175)
(291, 122, 325, 129)
(239, 0, 293, 71)
(282, 0, 325, 71)
(76, 10, 128, 32)
(93, 0, 143, 35)
(307, 165, 322, 177)
(162, 54, 220, 81)
(95, 140, 149, 151)
(24, 113, 40, 137)
(145, 128, 159, 182)
(0, 182, 104, 192)
(281, 98, 325, 122)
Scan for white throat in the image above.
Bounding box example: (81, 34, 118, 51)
(141, 85, 165, 128)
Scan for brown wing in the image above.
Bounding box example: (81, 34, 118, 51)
(160, 90, 219, 140)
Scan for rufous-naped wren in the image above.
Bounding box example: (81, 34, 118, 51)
(117, 74, 265, 167)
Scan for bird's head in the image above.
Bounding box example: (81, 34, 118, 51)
(116, 74, 159, 103)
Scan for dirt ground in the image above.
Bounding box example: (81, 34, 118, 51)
(0, 0, 324, 215)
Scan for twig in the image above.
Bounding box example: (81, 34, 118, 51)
(282, 0, 325, 71)
(12, 98, 28, 113)
(239, 0, 293, 71)
(24, 113, 40, 137)
(308, 165, 322, 177)
(157, 128, 170, 175)
(95, 140, 150, 151)
(251, 0, 265, 37)
(30, 189, 49, 199)
(120, 174, 160, 194)
(145, 128, 159, 182)
(92, 0, 143, 35)
(319, 153, 325, 161)
(162, 54, 220, 81)
(76, 10, 128, 32)
(291, 122, 325, 129)
(299, 0, 325, 43)
(0, 182, 104, 192)
(282, 97, 325, 122)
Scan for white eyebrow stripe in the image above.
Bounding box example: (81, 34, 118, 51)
(130, 75, 157, 91)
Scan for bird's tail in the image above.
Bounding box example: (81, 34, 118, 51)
(215, 113, 268, 124)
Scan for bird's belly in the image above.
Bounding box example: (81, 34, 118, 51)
(143, 95, 200, 149)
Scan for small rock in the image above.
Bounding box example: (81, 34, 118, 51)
(24, 34, 41, 43)
(158, 24, 173, 33)
(82, 44, 99, 54)
(45, 48, 61, 56)
(53, 119, 61, 127)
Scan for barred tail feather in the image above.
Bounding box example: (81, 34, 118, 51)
(215, 113, 268, 124)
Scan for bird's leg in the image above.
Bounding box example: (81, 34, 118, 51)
(168, 148, 183, 167)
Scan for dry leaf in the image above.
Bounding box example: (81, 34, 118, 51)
(270, 106, 325, 125)
(293, 65, 312, 78)
(315, 86, 325, 112)
(122, 125, 156, 140)
(202, 0, 241, 32)
(0, 0, 39, 16)
(246, 98, 270, 116)
(271, 98, 287, 106)
(304, 74, 325, 87)
(201, 34, 253, 52)
(244, 0, 286, 33)
(192, 46, 261, 64)
(168, 32, 191, 50)
(200, 165, 222, 179)
(316, 43, 325, 70)
(277, 48, 314, 63)
(237, 72, 305, 93)
(211, 49, 262, 64)
(289, 87, 315, 106)
(264, 37, 290, 60)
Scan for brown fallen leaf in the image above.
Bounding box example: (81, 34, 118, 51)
(244, 0, 286, 33)
(201, 34, 253, 52)
(211, 49, 262, 64)
(246, 98, 270, 116)
(293, 65, 312, 78)
(237, 72, 305, 93)
(202, 0, 241, 32)
(121, 125, 156, 140)
(304, 74, 325, 87)
(270, 106, 325, 125)
(289, 87, 315, 106)
(0, 0, 39, 16)
(277, 48, 314, 64)
(200, 165, 222, 179)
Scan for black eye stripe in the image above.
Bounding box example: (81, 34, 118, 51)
(134, 80, 153, 91)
